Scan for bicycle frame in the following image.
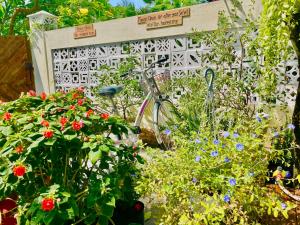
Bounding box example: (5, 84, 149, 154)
(134, 92, 153, 128)
(133, 64, 164, 129)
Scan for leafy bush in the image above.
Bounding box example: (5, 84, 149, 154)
(136, 115, 296, 224)
(0, 88, 143, 225)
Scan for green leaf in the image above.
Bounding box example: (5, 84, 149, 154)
(45, 103, 56, 111)
(64, 134, 77, 141)
(66, 207, 75, 219)
(28, 136, 44, 149)
(297, 175, 300, 183)
(43, 210, 56, 224)
(100, 204, 114, 218)
(61, 192, 71, 197)
(250, 194, 254, 203)
(1, 126, 14, 136)
(82, 142, 90, 149)
(273, 209, 278, 218)
(106, 196, 115, 207)
(99, 145, 110, 152)
(44, 138, 56, 146)
(23, 123, 34, 131)
(282, 210, 289, 219)
(89, 150, 102, 164)
(267, 207, 271, 215)
(97, 216, 109, 225)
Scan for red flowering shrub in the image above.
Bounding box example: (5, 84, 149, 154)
(0, 88, 143, 225)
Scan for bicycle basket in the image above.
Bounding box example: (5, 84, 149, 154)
(153, 70, 172, 93)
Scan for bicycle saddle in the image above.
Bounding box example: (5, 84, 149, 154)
(98, 85, 123, 97)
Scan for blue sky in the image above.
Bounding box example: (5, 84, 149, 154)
(110, 0, 147, 8)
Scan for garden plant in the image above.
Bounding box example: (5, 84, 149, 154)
(0, 88, 143, 224)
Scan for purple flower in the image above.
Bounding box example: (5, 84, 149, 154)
(262, 113, 269, 119)
(224, 195, 230, 203)
(224, 157, 230, 163)
(256, 114, 262, 123)
(211, 151, 218, 157)
(281, 203, 287, 209)
(195, 156, 201, 162)
(164, 129, 171, 135)
(288, 124, 295, 130)
(229, 178, 236, 186)
(223, 131, 230, 138)
(233, 133, 239, 138)
(213, 139, 220, 145)
(192, 177, 197, 183)
(273, 132, 279, 138)
(236, 143, 244, 151)
(285, 171, 291, 178)
(195, 139, 201, 144)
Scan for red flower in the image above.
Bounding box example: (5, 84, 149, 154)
(100, 113, 109, 120)
(70, 105, 76, 110)
(41, 197, 55, 211)
(77, 99, 84, 106)
(60, 117, 68, 126)
(43, 130, 54, 138)
(41, 120, 50, 127)
(72, 93, 79, 100)
(15, 145, 24, 154)
(85, 109, 94, 118)
(3, 112, 12, 121)
(13, 165, 26, 177)
(28, 90, 36, 97)
(133, 201, 144, 212)
(133, 152, 138, 157)
(72, 121, 83, 131)
(60, 117, 68, 130)
(40, 92, 47, 101)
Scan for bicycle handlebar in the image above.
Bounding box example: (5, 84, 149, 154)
(156, 57, 168, 64)
(120, 72, 129, 78)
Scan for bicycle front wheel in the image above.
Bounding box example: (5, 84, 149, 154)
(153, 99, 179, 150)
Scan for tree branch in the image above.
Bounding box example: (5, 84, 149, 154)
(9, 0, 40, 35)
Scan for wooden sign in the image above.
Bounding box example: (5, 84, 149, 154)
(138, 8, 190, 29)
(74, 24, 96, 39)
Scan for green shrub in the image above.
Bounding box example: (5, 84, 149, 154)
(136, 114, 296, 224)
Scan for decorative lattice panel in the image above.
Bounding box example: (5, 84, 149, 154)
(51, 35, 299, 107)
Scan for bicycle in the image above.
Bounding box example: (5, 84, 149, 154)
(97, 57, 179, 149)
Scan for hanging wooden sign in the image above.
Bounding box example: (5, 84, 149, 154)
(138, 8, 190, 30)
(74, 24, 96, 39)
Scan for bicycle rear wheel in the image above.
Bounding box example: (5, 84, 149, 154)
(153, 99, 179, 150)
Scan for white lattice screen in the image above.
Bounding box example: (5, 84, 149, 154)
(51, 35, 299, 107)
